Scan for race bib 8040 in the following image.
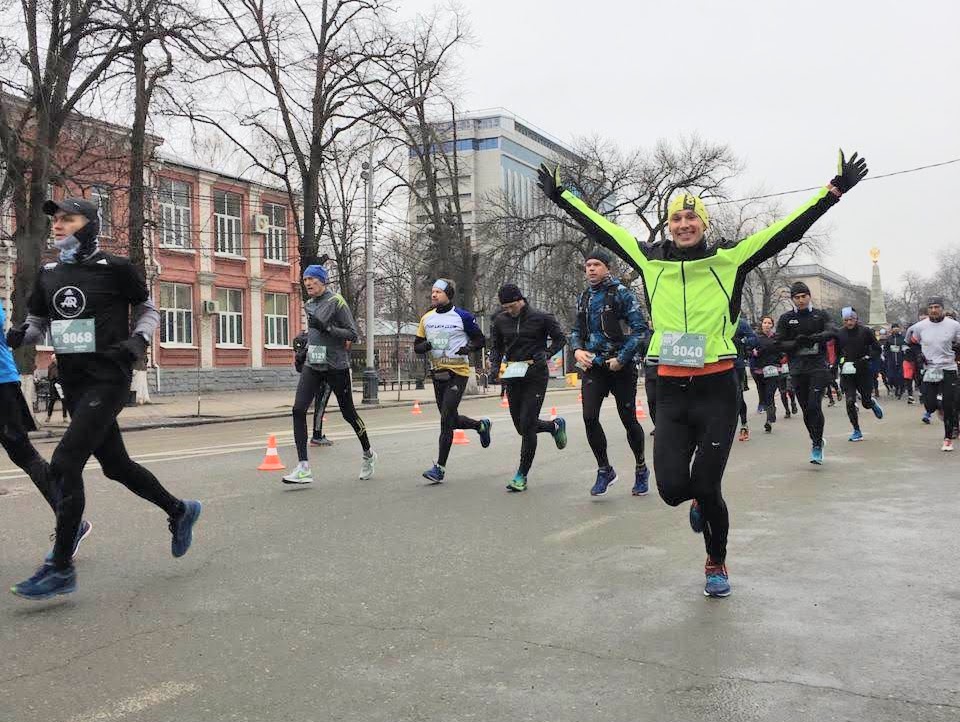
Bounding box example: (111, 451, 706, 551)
(659, 332, 706, 368)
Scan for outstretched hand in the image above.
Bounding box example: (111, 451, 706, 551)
(831, 149, 868, 193)
(536, 163, 563, 204)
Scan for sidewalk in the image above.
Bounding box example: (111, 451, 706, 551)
(32, 379, 583, 435)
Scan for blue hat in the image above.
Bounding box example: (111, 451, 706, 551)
(303, 265, 328, 283)
(841, 306, 858, 320)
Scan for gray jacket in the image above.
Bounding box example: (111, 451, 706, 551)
(304, 290, 358, 371)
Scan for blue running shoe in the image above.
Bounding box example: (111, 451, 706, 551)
(849, 429, 864, 442)
(44, 519, 93, 563)
(422, 463, 445, 483)
(689, 500, 705, 533)
(704, 560, 731, 598)
(590, 466, 617, 496)
(871, 401, 884, 420)
(632, 466, 649, 496)
(810, 443, 824, 465)
(11, 563, 76, 600)
(922, 412, 932, 425)
(506, 472, 527, 492)
(478, 418, 492, 448)
(170, 500, 202, 558)
(552, 417, 567, 450)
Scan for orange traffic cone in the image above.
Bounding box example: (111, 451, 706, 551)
(411, 400, 423, 414)
(452, 429, 470, 445)
(578, 391, 583, 403)
(500, 394, 509, 408)
(635, 400, 648, 421)
(549, 406, 558, 420)
(257, 434, 286, 471)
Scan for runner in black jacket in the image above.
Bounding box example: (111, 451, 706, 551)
(834, 307, 884, 441)
(751, 315, 783, 433)
(489, 284, 567, 492)
(775, 281, 838, 464)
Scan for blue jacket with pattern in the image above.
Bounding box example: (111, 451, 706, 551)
(569, 276, 648, 366)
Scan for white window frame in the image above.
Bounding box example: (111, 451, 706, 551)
(90, 186, 111, 237)
(263, 202, 288, 263)
(216, 288, 244, 346)
(159, 282, 194, 346)
(159, 179, 192, 249)
(263, 292, 290, 346)
(214, 190, 243, 256)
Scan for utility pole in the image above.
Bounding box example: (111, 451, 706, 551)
(361, 143, 379, 404)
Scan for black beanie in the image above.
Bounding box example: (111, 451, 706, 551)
(585, 248, 612, 267)
(498, 283, 524, 304)
(789, 281, 811, 296)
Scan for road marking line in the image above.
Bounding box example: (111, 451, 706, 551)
(68, 681, 199, 722)
(545, 515, 616, 543)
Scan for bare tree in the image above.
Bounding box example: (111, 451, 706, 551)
(170, 0, 397, 273)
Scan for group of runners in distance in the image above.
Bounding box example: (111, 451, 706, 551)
(4, 147, 958, 603)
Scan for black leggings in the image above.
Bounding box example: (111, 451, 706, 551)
(432, 372, 481, 466)
(51, 382, 183, 569)
(736, 368, 748, 426)
(654, 370, 738, 564)
(505, 372, 555, 475)
(922, 370, 958, 439)
(757, 374, 779, 425)
(841, 369, 876, 431)
(581, 365, 645, 469)
(793, 371, 828, 444)
(46, 383, 68, 420)
(0, 383, 56, 512)
(312, 381, 332, 439)
(644, 371, 657, 426)
(777, 375, 796, 412)
(293, 367, 369, 461)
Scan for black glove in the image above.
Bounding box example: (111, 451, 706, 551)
(114, 335, 148, 363)
(454, 345, 473, 356)
(536, 163, 563, 204)
(5, 323, 28, 350)
(831, 149, 868, 193)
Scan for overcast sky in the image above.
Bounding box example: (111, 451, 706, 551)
(395, 0, 960, 291)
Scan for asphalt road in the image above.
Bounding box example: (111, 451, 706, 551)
(0, 393, 957, 722)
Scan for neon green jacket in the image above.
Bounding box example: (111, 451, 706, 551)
(556, 187, 840, 364)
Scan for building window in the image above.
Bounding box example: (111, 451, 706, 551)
(214, 190, 243, 255)
(159, 179, 192, 248)
(90, 186, 111, 236)
(159, 282, 193, 345)
(263, 292, 289, 346)
(216, 288, 243, 345)
(263, 203, 288, 262)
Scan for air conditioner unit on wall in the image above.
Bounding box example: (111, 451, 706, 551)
(202, 300, 219, 315)
(254, 214, 270, 234)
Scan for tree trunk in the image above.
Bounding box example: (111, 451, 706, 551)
(128, 45, 149, 277)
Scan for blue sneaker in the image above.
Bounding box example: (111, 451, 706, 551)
(632, 466, 649, 496)
(689, 500, 705, 533)
(552, 417, 567, 450)
(169, 500, 202, 558)
(810, 443, 824, 465)
(478, 418, 492, 448)
(849, 429, 863, 442)
(422, 463, 445, 483)
(704, 560, 731, 598)
(590, 466, 617, 496)
(44, 519, 93, 563)
(506, 472, 527, 492)
(922, 412, 932, 425)
(871, 401, 884, 420)
(11, 563, 76, 600)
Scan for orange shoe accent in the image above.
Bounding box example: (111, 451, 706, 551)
(257, 434, 286, 471)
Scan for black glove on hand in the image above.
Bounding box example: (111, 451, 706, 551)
(5, 323, 27, 350)
(454, 345, 473, 356)
(536, 163, 564, 204)
(115, 335, 148, 363)
(831, 149, 868, 193)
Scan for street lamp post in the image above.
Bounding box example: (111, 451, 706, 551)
(361, 148, 378, 404)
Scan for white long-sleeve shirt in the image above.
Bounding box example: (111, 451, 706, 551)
(905, 317, 960, 371)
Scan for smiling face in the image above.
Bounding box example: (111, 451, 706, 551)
(668, 209, 706, 248)
(51, 211, 88, 241)
(584, 259, 608, 285)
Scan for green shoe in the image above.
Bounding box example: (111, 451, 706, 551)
(506, 472, 527, 492)
(552, 417, 567, 450)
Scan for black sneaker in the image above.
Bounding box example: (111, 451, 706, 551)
(169, 500, 202, 558)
